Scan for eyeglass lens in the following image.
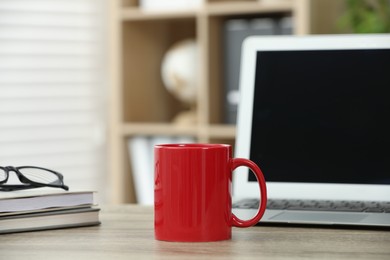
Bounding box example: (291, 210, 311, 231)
(0, 168, 6, 182)
(18, 168, 61, 185)
(0, 168, 61, 185)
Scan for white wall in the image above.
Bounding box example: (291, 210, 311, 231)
(0, 0, 108, 201)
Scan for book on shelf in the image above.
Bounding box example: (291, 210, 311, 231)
(223, 16, 293, 124)
(128, 135, 195, 205)
(0, 189, 100, 234)
(128, 136, 154, 205)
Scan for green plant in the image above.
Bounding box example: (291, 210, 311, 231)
(338, 0, 390, 33)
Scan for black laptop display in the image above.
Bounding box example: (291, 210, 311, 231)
(249, 49, 390, 185)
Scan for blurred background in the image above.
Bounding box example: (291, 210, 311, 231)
(0, 0, 389, 204)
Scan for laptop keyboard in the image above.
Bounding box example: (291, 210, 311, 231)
(233, 199, 390, 213)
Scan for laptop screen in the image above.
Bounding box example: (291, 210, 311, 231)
(248, 49, 390, 185)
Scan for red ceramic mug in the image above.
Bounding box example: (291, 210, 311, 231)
(154, 143, 267, 242)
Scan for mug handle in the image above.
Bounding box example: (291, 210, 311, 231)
(230, 158, 267, 228)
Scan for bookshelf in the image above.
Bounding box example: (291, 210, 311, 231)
(108, 0, 344, 203)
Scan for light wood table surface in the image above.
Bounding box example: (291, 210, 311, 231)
(1, 205, 390, 259)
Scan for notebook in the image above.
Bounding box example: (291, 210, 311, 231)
(233, 34, 390, 227)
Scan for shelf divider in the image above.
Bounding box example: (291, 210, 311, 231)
(122, 122, 200, 136)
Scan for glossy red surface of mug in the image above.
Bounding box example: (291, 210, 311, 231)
(154, 144, 267, 242)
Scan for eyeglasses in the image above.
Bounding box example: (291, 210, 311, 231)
(0, 166, 69, 191)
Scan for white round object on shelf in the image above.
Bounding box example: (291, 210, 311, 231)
(161, 39, 198, 104)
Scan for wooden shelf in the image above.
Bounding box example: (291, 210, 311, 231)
(208, 124, 236, 139)
(122, 123, 199, 136)
(108, 0, 343, 203)
(120, 123, 236, 140)
(121, 8, 197, 21)
(121, 2, 293, 21)
(206, 1, 294, 16)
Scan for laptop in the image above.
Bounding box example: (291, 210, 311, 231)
(232, 34, 390, 227)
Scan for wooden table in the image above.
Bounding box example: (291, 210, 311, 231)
(1, 205, 390, 259)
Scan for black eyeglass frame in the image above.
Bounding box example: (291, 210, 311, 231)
(0, 166, 69, 191)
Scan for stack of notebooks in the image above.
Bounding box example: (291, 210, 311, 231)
(0, 189, 100, 234)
